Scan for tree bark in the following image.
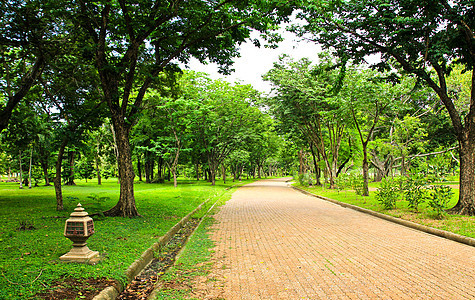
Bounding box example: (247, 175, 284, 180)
(362, 144, 369, 197)
(28, 148, 33, 189)
(54, 138, 68, 211)
(103, 123, 139, 217)
(222, 164, 226, 184)
(65, 150, 76, 186)
(19, 151, 23, 189)
(309, 143, 321, 186)
(195, 163, 200, 181)
(137, 155, 142, 182)
(39, 151, 50, 186)
(96, 142, 102, 185)
(450, 138, 475, 215)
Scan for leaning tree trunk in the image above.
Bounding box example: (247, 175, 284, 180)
(103, 122, 139, 217)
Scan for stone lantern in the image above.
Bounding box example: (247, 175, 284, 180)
(60, 203, 99, 263)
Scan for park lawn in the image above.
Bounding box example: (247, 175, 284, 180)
(295, 181, 475, 239)
(0, 178, 251, 300)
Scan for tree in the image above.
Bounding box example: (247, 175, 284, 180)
(187, 73, 262, 185)
(70, 0, 296, 217)
(263, 54, 350, 188)
(41, 49, 104, 210)
(0, 0, 75, 132)
(296, 0, 475, 215)
(340, 69, 402, 195)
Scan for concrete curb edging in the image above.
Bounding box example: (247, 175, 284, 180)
(292, 185, 475, 248)
(92, 199, 211, 300)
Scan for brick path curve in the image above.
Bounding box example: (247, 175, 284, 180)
(196, 178, 475, 299)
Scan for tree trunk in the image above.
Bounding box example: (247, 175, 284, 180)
(55, 139, 68, 211)
(65, 150, 76, 186)
(28, 148, 33, 189)
(309, 144, 321, 186)
(103, 123, 139, 217)
(450, 139, 475, 215)
(19, 151, 23, 189)
(137, 156, 142, 182)
(362, 144, 369, 197)
(145, 151, 153, 183)
(96, 143, 102, 185)
(222, 164, 226, 184)
(195, 163, 200, 181)
(172, 167, 177, 187)
(38, 145, 51, 186)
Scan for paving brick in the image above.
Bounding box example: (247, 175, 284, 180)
(200, 179, 475, 299)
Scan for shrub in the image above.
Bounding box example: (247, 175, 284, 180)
(427, 185, 454, 219)
(298, 173, 312, 187)
(403, 172, 428, 211)
(335, 173, 350, 194)
(375, 177, 400, 210)
(349, 173, 364, 196)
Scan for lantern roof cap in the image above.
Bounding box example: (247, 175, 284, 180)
(70, 203, 89, 217)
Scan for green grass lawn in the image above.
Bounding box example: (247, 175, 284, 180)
(0, 177, 252, 300)
(295, 181, 475, 239)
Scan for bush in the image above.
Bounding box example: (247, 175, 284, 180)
(427, 185, 454, 219)
(375, 177, 400, 210)
(349, 173, 364, 196)
(298, 173, 312, 187)
(403, 172, 428, 212)
(335, 173, 350, 193)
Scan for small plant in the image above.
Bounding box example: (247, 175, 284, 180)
(349, 173, 364, 196)
(298, 173, 312, 187)
(375, 177, 399, 210)
(403, 172, 428, 212)
(335, 174, 350, 195)
(427, 185, 454, 219)
(18, 219, 35, 231)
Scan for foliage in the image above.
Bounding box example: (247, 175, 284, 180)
(375, 177, 400, 210)
(403, 172, 428, 212)
(428, 185, 454, 219)
(263, 54, 351, 188)
(295, 0, 475, 215)
(295, 182, 472, 238)
(349, 173, 364, 196)
(298, 173, 312, 187)
(335, 173, 350, 194)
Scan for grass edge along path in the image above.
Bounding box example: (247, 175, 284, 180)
(149, 187, 232, 300)
(293, 182, 475, 241)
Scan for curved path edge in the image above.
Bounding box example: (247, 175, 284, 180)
(292, 185, 475, 248)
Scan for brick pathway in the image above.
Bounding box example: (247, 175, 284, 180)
(193, 178, 475, 299)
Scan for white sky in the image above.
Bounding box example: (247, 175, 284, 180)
(184, 29, 322, 94)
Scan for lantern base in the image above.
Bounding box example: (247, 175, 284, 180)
(60, 245, 99, 264)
